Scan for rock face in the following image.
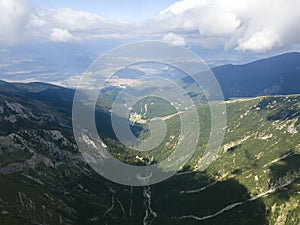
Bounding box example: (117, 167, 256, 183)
(0, 81, 299, 225)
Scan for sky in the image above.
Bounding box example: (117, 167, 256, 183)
(30, 0, 179, 22)
(0, 0, 300, 83)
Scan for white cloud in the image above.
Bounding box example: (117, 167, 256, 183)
(30, 14, 46, 27)
(28, 7, 137, 41)
(156, 0, 300, 52)
(0, 0, 31, 42)
(50, 28, 79, 42)
(2, 0, 300, 53)
(53, 8, 106, 31)
(237, 29, 280, 52)
(163, 32, 186, 46)
(158, 0, 241, 35)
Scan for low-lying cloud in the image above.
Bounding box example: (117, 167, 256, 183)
(163, 33, 186, 46)
(50, 28, 78, 42)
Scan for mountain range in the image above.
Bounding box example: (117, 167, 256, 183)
(0, 52, 299, 225)
(213, 52, 300, 98)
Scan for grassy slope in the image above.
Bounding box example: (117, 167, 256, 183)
(0, 94, 299, 225)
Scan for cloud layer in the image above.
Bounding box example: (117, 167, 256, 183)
(2, 0, 300, 52)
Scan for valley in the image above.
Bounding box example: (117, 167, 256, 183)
(0, 80, 299, 224)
